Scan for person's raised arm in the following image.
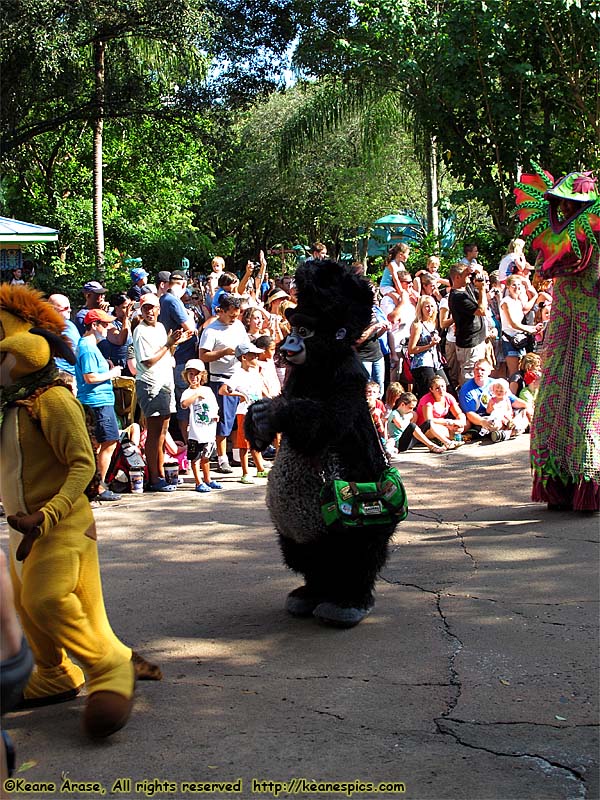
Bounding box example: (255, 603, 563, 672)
(238, 262, 253, 296)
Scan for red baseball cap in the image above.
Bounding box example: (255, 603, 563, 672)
(84, 308, 114, 325)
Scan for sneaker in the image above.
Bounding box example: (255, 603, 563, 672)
(490, 429, 511, 443)
(195, 483, 211, 493)
(207, 480, 223, 489)
(255, 470, 270, 478)
(97, 489, 121, 502)
(262, 446, 277, 460)
(239, 475, 255, 484)
(216, 461, 233, 474)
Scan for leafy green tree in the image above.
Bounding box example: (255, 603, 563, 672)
(289, 0, 600, 234)
(199, 85, 432, 269)
(1, 0, 212, 275)
(1, 114, 214, 293)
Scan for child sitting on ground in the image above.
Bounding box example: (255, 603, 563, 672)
(180, 359, 223, 494)
(388, 391, 446, 454)
(219, 343, 269, 484)
(486, 378, 528, 440)
(486, 379, 515, 428)
(384, 382, 404, 420)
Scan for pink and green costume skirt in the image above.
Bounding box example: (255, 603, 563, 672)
(530, 256, 600, 511)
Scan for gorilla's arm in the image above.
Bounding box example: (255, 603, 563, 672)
(245, 371, 368, 455)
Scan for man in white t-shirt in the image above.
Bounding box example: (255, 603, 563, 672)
(438, 289, 459, 390)
(133, 293, 186, 491)
(199, 293, 250, 473)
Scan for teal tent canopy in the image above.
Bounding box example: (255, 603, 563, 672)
(374, 213, 419, 226)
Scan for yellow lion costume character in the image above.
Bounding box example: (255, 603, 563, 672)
(0, 284, 152, 738)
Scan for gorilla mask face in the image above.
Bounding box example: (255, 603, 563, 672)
(279, 313, 316, 365)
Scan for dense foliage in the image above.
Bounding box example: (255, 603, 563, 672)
(290, 0, 600, 234)
(1, 0, 597, 291)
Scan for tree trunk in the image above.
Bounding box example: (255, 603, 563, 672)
(93, 38, 105, 280)
(425, 134, 439, 243)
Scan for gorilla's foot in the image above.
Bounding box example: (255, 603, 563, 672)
(313, 601, 374, 628)
(132, 651, 163, 681)
(285, 585, 322, 617)
(82, 691, 134, 739)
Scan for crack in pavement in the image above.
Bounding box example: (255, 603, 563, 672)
(442, 593, 597, 627)
(407, 509, 446, 524)
(435, 594, 463, 720)
(435, 719, 588, 799)
(383, 513, 594, 798)
(310, 708, 345, 720)
(454, 522, 477, 568)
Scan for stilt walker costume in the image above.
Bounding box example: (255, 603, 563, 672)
(514, 164, 600, 512)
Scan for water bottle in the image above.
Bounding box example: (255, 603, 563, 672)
(453, 432, 462, 443)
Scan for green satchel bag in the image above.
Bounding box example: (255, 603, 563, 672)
(320, 466, 408, 529)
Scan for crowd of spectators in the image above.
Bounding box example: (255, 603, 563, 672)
(41, 238, 548, 499)
(362, 240, 546, 455)
(46, 252, 294, 499)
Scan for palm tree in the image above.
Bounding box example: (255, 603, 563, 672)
(278, 78, 441, 241)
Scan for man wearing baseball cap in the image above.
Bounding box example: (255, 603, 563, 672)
(132, 293, 185, 491)
(128, 267, 148, 301)
(74, 308, 123, 501)
(158, 271, 198, 442)
(156, 271, 171, 298)
(199, 293, 251, 473)
(75, 280, 108, 335)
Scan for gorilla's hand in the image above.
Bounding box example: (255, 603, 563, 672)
(8, 511, 44, 562)
(245, 399, 277, 452)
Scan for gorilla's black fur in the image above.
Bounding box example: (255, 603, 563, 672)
(245, 260, 398, 627)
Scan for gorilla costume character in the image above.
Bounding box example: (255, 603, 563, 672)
(245, 260, 401, 627)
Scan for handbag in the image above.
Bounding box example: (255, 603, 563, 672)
(320, 466, 408, 529)
(503, 331, 528, 349)
(320, 411, 408, 530)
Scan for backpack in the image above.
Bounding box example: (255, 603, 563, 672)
(105, 434, 148, 492)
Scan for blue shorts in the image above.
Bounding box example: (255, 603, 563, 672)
(85, 404, 120, 443)
(501, 338, 526, 358)
(209, 380, 239, 437)
(136, 380, 175, 418)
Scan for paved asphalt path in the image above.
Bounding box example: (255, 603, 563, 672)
(2, 434, 598, 800)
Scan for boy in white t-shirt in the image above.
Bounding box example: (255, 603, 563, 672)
(180, 359, 223, 493)
(219, 343, 269, 484)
